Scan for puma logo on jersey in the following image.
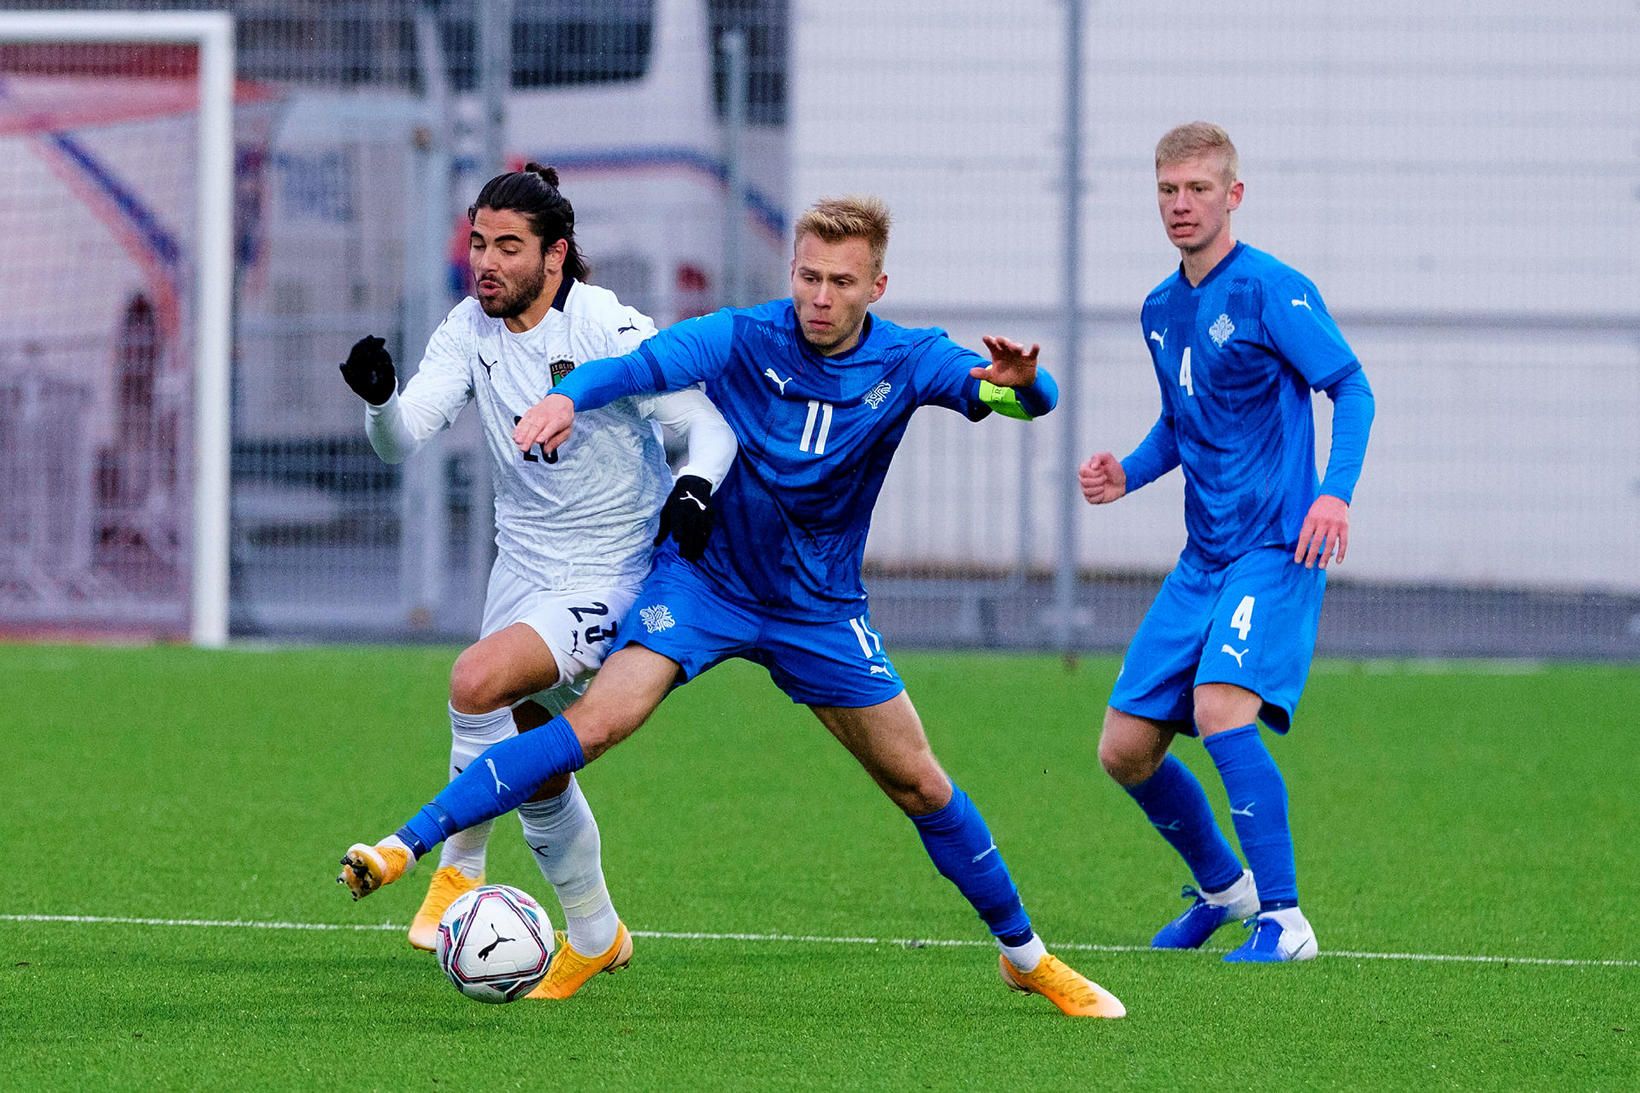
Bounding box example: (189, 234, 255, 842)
(764, 368, 792, 394)
(1291, 293, 1312, 310)
(1220, 644, 1248, 667)
(477, 354, 496, 378)
(617, 315, 640, 333)
(1149, 329, 1166, 350)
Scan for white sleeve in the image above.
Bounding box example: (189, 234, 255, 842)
(640, 386, 737, 489)
(364, 389, 450, 463)
(363, 307, 474, 463)
(610, 303, 659, 356)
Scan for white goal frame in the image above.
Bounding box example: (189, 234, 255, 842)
(0, 11, 234, 647)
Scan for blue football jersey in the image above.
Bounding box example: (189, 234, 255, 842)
(1140, 243, 1361, 568)
(563, 299, 1002, 619)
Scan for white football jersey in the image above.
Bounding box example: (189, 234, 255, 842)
(368, 279, 699, 589)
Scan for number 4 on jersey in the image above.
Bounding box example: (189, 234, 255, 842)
(1179, 346, 1195, 397)
(1230, 595, 1254, 641)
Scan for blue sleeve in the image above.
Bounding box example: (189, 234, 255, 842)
(1261, 275, 1361, 390)
(1015, 368, 1058, 417)
(912, 336, 987, 416)
(1119, 412, 1181, 493)
(911, 335, 1057, 420)
(555, 308, 737, 411)
(1318, 367, 1374, 504)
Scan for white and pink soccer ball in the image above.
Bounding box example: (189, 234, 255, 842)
(435, 884, 555, 1003)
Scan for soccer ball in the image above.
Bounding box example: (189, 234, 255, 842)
(435, 884, 555, 1003)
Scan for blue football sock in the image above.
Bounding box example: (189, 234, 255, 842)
(909, 784, 1032, 944)
(396, 715, 587, 858)
(1124, 753, 1245, 894)
(1203, 723, 1297, 909)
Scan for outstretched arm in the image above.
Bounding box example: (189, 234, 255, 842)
(968, 335, 1058, 418)
(513, 309, 736, 455)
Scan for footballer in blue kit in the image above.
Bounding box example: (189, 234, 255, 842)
(339, 196, 1127, 1018)
(1081, 123, 1374, 963)
(556, 295, 1029, 706)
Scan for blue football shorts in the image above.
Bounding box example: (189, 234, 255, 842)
(1108, 545, 1327, 734)
(610, 551, 906, 708)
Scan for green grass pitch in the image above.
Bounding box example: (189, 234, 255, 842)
(2, 643, 1636, 1089)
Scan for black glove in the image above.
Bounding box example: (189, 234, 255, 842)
(339, 335, 396, 406)
(654, 474, 715, 562)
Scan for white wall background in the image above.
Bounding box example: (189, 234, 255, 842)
(793, 0, 1640, 593)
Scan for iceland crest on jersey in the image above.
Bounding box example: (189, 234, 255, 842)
(639, 604, 676, 633)
(864, 381, 893, 409)
(1209, 313, 1235, 347)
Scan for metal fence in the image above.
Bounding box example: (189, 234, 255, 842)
(796, 0, 1640, 661)
(3, 0, 1636, 659)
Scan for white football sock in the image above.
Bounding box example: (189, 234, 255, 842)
(1205, 869, 1260, 919)
(1000, 933, 1048, 973)
(437, 704, 517, 878)
(517, 776, 619, 956)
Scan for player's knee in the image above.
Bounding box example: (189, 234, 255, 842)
(1097, 730, 1154, 786)
(876, 754, 951, 815)
(1098, 708, 1163, 785)
(1192, 685, 1260, 736)
(561, 689, 646, 763)
(449, 649, 509, 714)
(890, 776, 952, 816)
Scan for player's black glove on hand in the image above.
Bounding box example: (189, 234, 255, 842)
(654, 474, 715, 562)
(339, 335, 396, 406)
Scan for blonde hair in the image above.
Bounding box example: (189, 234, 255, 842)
(1155, 122, 1239, 184)
(793, 195, 892, 271)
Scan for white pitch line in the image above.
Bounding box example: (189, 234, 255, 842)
(3, 914, 1637, 969)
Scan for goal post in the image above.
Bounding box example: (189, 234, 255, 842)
(0, 11, 234, 647)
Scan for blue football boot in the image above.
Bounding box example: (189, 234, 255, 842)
(1223, 907, 1318, 963)
(1150, 869, 1258, 949)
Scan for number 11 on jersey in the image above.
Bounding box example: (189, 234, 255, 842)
(800, 400, 833, 455)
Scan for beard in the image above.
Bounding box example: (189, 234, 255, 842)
(477, 263, 547, 319)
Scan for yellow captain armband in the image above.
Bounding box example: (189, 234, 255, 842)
(978, 379, 1034, 420)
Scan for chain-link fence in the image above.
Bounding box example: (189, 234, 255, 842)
(796, 0, 1640, 660)
(3, 0, 1635, 658)
(1, 0, 789, 643)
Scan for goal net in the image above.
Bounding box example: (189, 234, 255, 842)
(0, 13, 232, 644)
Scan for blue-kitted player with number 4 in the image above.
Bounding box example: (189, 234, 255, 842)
(338, 196, 1127, 1018)
(1080, 123, 1375, 962)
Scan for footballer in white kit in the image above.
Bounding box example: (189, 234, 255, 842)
(337, 163, 735, 1001)
(367, 283, 729, 685)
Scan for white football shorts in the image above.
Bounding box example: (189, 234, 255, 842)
(480, 559, 643, 709)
